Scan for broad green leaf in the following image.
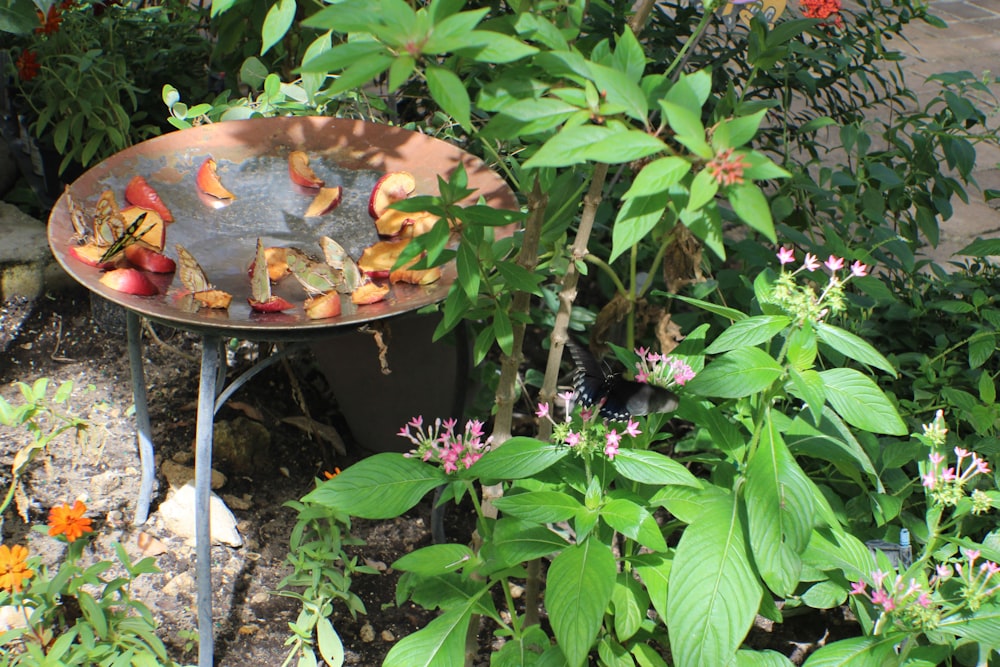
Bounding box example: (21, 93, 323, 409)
(382, 600, 479, 667)
(260, 0, 296, 56)
(393, 544, 475, 575)
(425, 65, 471, 131)
(957, 237, 1000, 257)
(328, 54, 395, 96)
(468, 438, 569, 481)
(786, 323, 817, 371)
(800, 580, 849, 610)
(745, 416, 816, 596)
(588, 62, 649, 122)
(801, 635, 904, 667)
(667, 493, 762, 667)
(612, 27, 646, 82)
(685, 348, 783, 399)
(0, 0, 39, 34)
(303, 1, 382, 32)
(631, 552, 671, 622)
(687, 169, 720, 211)
(664, 69, 712, 108)
(814, 322, 895, 375)
(969, 332, 996, 369)
(77, 591, 108, 639)
(209, 0, 237, 17)
(714, 110, 768, 150)
(493, 305, 513, 356)
(733, 649, 796, 667)
(492, 491, 582, 523)
(612, 449, 699, 486)
(301, 33, 332, 98)
(302, 454, 445, 518)
(583, 128, 668, 164)
(547, 538, 617, 667)
(299, 40, 387, 74)
(420, 8, 489, 53)
(818, 368, 907, 435)
(622, 157, 692, 199)
(481, 98, 579, 138)
(387, 55, 416, 93)
(787, 368, 826, 424)
(661, 101, 713, 159)
(728, 183, 776, 242)
(601, 498, 667, 551)
(937, 604, 1000, 643)
(493, 518, 568, 564)
(453, 31, 540, 63)
(523, 125, 613, 169)
(316, 617, 345, 667)
(611, 575, 648, 642)
(610, 191, 669, 263)
(742, 151, 793, 180)
(704, 315, 790, 354)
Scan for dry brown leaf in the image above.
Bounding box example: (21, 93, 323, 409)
(137, 531, 168, 557)
(225, 401, 264, 422)
(662, 223, 704, 294)
(591, 293, 633, 351)
(280, 416, 347, 456)
(656, 312, 686, 355)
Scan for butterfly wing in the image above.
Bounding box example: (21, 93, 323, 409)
(175, 244, 212, 293)
(567, 339, 679, 421)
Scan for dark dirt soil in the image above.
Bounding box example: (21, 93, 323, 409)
(1, 285, 862, 666)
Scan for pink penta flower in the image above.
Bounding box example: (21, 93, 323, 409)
(803, 253, 820, 271)
(535, 402, 550, 419)
(824, 255, 844, 272)
(851, 260, 868, 277)
(777, 246, 796, 265)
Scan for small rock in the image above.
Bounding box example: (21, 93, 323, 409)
(136, 531, 168, 557)
(250, 592, 270, 606)
(90, 470, 124, 500)
(380, 630, 395, 642)
(211, 417, 272, 475)
(222, 493, 252, 510)
(156, 481, 243, 547)
(0, 605, 29, 632)
(161, 459, 226, 491)
(162, 571, 196, 597)
(359, 622, 375, 643)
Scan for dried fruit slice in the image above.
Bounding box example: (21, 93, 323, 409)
(351, 281, 390, 305)
(374, 209, 440, 237)
(125, 245, 176, 273)
(192, 289, 233, 310)
(196, 157, 236, 201)
(358, 239, 410, 278)
(248, 238, 294, 312)
(368, 171, 416, 218)
(304, 186, 343, 217)
(125, 175, 174, 223)
(263, 247, 294, 282)
(304, 291, 343, 319)
(121, 206, 166, 251)
(288, 151, 325, 188)
(99, 268, 158, 296)
(390, 266, 442, 285)
(68, 243, 121, 270)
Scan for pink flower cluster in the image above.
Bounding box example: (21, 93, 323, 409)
(399, 416, 491, 474)
(776, 247, 868, 278)
(850, 569, 931, 613)
(922, 447, 991, 491)
(634, 347, 695, 389)
(536, 400, 642, 461)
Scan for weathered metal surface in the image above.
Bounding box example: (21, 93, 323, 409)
(48, 117, 517, 340)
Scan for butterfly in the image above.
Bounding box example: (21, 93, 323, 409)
(567, 339, 679, 422)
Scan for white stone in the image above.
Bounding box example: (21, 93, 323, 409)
(156, 481, 243, 547)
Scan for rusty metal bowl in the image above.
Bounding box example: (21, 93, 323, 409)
(47, 117, 518, 341)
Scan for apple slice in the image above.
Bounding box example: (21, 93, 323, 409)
(264, 247, 293, 281)
(99, 268, 158, 296)
(120, 206, 166, 251)
(374, 209, 440, 237)
(368, 171, 416, 218)
(125, 175, 173, 223)
(304, 291, 343, 319)
(288, 151, 324, 188)
(358, 239, 410, 278)
(351, 281, 390, 305)
(193, 289, 233, 310)
(390, 266, 442, 285)
(68, 243, 121, 269)
(304, 186, 343, 217)
(196, 158, 236, 201)
(248, 238, 295, 312)
(125, 245, 176, 273)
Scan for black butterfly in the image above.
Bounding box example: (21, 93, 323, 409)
(566, 339, 679, 422)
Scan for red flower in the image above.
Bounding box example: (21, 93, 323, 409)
(800, 0, 843, 28)
(15, 50, 41, 82)
(35, 4, 63, 35)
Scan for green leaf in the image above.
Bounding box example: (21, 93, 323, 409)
(715, 110, 768, 149)
(493, 306, 513, 356)
(801, 635, 904, 667)
(667, 294, 747, 321)
(493, 518, 569, 564)
(468, 438, 569, 482)
(818, 368, 907, 435)
(612, 574, 648, 642)
(260, 0, 296, 56)
(728, 183, 776, 242)
(660, 101, 712, 158)
(492, 491, 582, 523)
(733, 649, 796, 667)
(588, 63, 649, 123)
(814, 322, 896, 375)
(613, 27, 646, 81)
(745, 416, 816, 596)
(393, 544, 474, 575)
(610, 191, 669, 263)
(787, 368, 826, 424)
(685, 348, 784, 399)
(623, 157, 692, 199)
(583, 128, 668, 164)
(601, 498, 667, 551)
(452, 31, 539, 63)
(631, 553, 671, 622)
(969, 332, 996, 369)
(704, 315, 790, 354)
(299, 40, 388, 74)
(0, 0, 38, 34)
(957, 238, 1000, 257)
(421, 8, 489, 52)
(612, 449, 699, 487)
(547, 537, 617, 667)
(77, 591, 108, 640)
(523, 125, 613, 169)
(316, 617, 345, 667)
(667, 493, 762, 667)
(687, 168, 719, 212)
(382, 602, 478, 667)
(328, 54, 395, 96)
(425, 65, 472, 131)
(302, 454, 445, 519)
(938, 604, 1000, 643)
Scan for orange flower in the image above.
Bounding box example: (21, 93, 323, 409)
(800, 0, 843, 28)
(323, 467, 342, 479)
(0, 544, 35, 593)
(14, 50, 40, 82)
(35, 4, 63, 35)
(48, 500, 93, 542)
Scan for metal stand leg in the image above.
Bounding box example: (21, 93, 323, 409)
(196, 334, 222, 667)
(126, 311, 156, 526)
